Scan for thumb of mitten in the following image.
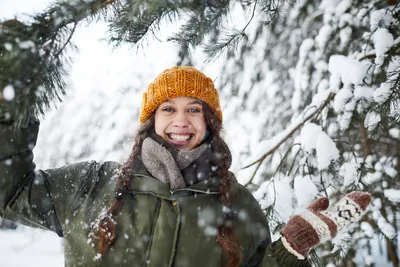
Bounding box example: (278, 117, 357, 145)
(307, 197, 329, 211)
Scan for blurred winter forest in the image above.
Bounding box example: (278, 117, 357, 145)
(1, 0, 400, 266)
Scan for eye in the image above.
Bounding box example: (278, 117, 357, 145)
(162, 107, 174, 112)
(188, 107, 201, 113)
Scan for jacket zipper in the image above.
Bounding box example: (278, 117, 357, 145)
(134, 174, 220, 195)
(143, 198, 161, 267)
(171, 188, 220, 195)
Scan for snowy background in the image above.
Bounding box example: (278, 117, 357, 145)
(1, 0, 400, 266)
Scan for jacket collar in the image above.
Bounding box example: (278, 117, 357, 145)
(128, 159, 221, 199)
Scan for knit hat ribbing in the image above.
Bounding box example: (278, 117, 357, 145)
(139, 66, 222, 124)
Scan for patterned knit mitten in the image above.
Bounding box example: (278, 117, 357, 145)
(280, 191, 371, 259)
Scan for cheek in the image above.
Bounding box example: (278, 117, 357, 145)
(154, 124, 162, 136)
(154, 116, 167, 136)
(194, 119, 207, 138)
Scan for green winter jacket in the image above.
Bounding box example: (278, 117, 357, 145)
(0, 118, 310, 267)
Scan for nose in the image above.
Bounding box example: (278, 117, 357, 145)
(172, 110, 190, 128)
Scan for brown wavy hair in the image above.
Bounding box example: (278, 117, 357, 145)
(94, 102, 242, 266)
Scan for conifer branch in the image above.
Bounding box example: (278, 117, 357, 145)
(170, 1, 231, 60)
(0, 0, 117, 124)
(242, 93, 335, 187)
(203, 0, 257, 60)
(243, 0, 258, 32)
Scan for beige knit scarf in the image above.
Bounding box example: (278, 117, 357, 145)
(141, 137, 208, 190)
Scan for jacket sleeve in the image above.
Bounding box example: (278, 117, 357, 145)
(0, 118, 114, 237)
(246, 238, 276, 267)
(263, 238, 312, 267)
(247, 238, 312, 266)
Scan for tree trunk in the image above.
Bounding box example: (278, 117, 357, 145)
(386, 238, 399, 267)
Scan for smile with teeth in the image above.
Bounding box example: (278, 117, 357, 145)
(168, 133, 193, 142)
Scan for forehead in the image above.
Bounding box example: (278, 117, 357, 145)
(161, 96, 202, 105)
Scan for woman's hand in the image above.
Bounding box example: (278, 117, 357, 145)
(280, 191, 372, 259)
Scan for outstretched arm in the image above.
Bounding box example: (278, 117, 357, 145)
(0, 110, 66, 235)
(0, 105, 117, 236)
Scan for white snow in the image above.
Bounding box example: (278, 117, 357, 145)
(4, 43, 13, 51)
(373, 81, 392, 103)
(18, 40, 36, 50)
(364, 111, 381, 131)
(315, 25, 332, 49)
(0, 227, 63, 267)
(388, 128, 400, 138)
(370, 9, 393, 31)
(384, 189, 400, 203)
(243, 121, 301, 167)
(340, 161, 360, 187)
(372, 28, 394, 56)
(254, 176, 294, 222)
(299, 123, 340, 170)
(354, 231, 399, 266)
(300, 123, 322, 153)
(315, 131, 340, 170)
(360, 221, 374, 237)
(377, 216, 396, 239)
(294, 175, 319, 209)
(339, 13, 353, 28)
(364, 255, 374, 266)
(293, 38, 314, 104)
(328, 55, 366, 90)
(335, 0, 352, 16)
(2, 85, 15, 101)
(333, 86, 353, 113)
(354, 85, 374, 100)
(308, 85, 331, 114)
(337, 110, 353, 130)
(339, 26, 352, 49)
(383, 165, 397, 178)
(387, 55, 400, 73)
(372, 28, 395, 65)
(319, 0, 341, 12)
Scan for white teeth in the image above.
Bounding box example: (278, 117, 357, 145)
(169, 134, 191, 141)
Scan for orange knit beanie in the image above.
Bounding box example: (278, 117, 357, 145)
(139, 66, 222, 124)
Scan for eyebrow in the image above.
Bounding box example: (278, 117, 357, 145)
(189, 100, 202, 105)
(164, 99, 202, 105)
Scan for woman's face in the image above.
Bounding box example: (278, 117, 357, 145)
(154, 96, 207, 151)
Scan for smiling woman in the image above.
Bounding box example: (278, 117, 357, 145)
(0, 66, 371, 267)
